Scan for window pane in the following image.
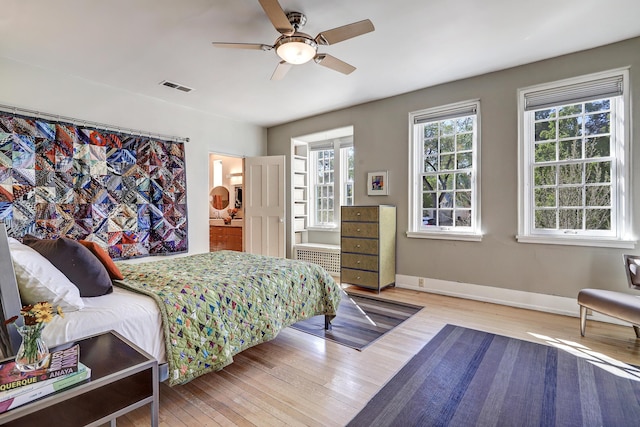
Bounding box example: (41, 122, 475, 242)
(535, 121, 555, 142)
(441, 120, 455, 135)
(455, 210, 471, 226)
(423, 210, 436, 225)
(558, 186, 583, 207)
(424, 155, 438, 172)
(424, 138, 438, 156)
(457, 117, 473, 133)
(585, 100, 609, 113)
(558, 164, 583, 185)
(535, 188, 556, 207)
(585, 209, 611, 230)
(438, 210, 453, 226)
(585, 161, 611, 183)
(559, 139, 582, 160)
(558, 117, 582, 138)
(423, 192, 436, 209)
(439, 192, 453, 208)
(585, 185, 610, 207)
(455, 191, 471, 208)
(535, 108, 555, 120)
(424, 123, 439, 138)
(534, 165, 556, 186)
(559, 209, 582, 229)
(423, 175, 437, 191)
(455, 172, 471, 190)
(585, 112, 610, 135)
(441, 136, 454, 153)
(437, 174, 454, 190)
(456, 152, 472, 169)
(440, 154, 455, 170)
(559, 104, 582, 116)
(585, 136, 610, 158)
(535, 209, 556, 229)
(456, 133, 472, 151)
(535, 141, 556, 162)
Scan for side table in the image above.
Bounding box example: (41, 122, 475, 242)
(0, 330, 159, 426)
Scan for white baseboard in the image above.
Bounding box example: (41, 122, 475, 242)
(395, 274, 629, 327)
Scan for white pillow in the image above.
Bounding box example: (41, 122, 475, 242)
(8, 237, 84, 312)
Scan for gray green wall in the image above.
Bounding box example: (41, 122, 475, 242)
(267, 36, 640, 299)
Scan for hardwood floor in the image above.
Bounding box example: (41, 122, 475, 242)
(119, 287, 640, 426)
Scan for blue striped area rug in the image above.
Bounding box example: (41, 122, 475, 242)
(348, 324, 640, 426)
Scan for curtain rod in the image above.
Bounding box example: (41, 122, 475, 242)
(0, 103, 190, 143)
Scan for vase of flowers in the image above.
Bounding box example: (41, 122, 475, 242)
(6, 302, 62, 372)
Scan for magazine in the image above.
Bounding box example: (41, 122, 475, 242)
(0, 363, 91, 413)
(0, 344, 79, 393)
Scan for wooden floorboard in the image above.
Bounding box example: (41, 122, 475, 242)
(121, 287, 640, 426)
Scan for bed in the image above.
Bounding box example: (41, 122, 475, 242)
(0, 224, 342, 385)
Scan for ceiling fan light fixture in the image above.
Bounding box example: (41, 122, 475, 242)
(275, 36, 317, 64)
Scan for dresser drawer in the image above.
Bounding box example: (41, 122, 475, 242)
(341, 253, 378, 271)
(341, 237, 379, 255)
(341, 222, 379, 238)
(342, 206, 379, 222)
(341, 268, 379, 288)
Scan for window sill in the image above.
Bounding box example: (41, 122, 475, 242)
(307, 226, 340, 233)
(406, 231, 483, 242)
(516, 234, 637, 249)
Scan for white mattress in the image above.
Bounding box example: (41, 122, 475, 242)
(42, 285, 166, 363)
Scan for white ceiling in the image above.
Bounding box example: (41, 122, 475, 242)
(1, 0, 639, 128)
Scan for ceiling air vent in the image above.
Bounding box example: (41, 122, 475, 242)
(159, 80, 194, 93)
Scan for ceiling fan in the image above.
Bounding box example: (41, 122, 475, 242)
(212, 0, 375, 80)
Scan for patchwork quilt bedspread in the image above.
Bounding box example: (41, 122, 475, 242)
(115, 251, 341, 385)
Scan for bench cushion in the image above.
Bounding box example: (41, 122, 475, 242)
(578, 289, 640, 325)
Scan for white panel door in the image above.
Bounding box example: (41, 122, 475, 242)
(244, 156, 286, 257)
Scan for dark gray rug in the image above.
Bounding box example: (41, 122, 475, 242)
(290, 292, 422, 350)
(348, 324, 640, 426)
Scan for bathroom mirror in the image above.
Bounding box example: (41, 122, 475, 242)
(210, 186, 230, 210)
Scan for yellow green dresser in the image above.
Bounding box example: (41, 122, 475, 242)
(340, 205, 396, 292)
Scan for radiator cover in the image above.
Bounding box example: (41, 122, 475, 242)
(294, 244, 341, 275)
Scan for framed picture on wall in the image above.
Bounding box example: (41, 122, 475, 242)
(368, 171, 389, 195)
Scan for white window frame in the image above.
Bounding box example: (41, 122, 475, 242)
(407, 99, 482, 241)
(308, 139, 353, 230)
(517, 68, 634, 248)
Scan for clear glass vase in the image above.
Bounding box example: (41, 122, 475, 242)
(15, 324, 50, 372)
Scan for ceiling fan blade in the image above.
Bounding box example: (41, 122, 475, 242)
(258, 0, 294, 36)
(315, 19, 374, 45)
(212, 42, 272, 51)
(314, 54, 356, 75)
(271, 61, 292, 80)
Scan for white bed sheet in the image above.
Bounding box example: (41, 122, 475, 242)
(42, 285, 166, 363)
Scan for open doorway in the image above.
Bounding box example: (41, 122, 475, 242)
(208, 153, 244, 252)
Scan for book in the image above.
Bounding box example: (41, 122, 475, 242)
(0, 357, 87, 402)
(0, 363, 91, 413)
(0, 344, 80, 394)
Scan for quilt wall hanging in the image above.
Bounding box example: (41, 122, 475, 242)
(0, 112, 188, 259)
